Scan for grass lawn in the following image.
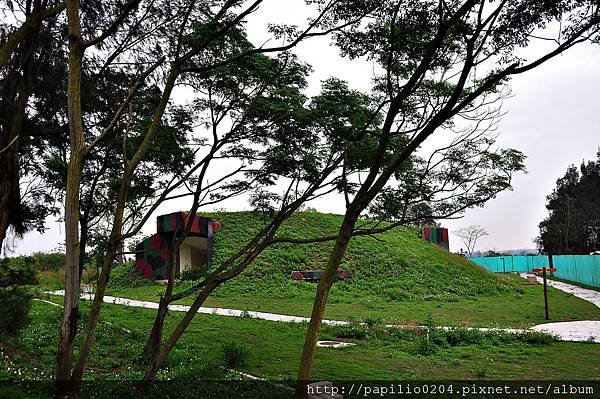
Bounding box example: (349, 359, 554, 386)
(5, 300, 598, 383)
(3, 298, 599, 398)
(102, 276, 600, 328)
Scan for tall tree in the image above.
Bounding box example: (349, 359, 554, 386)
(56, 0, 372, 387)
(538, 151, 600, 254)
(0, 0, 65, 251)
(293, 1, 600, 397)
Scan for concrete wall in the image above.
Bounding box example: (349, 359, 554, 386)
(179, 236, 208, 272)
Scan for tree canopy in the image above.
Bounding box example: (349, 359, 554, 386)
(538, 150, 600, 255)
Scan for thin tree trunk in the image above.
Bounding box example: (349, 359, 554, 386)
(55, 0, 85, 384)
(141, 233, 184, 357)
(70, 248, 115, 381)
(142, 297, 169, 357)
(0, 145, 16, 251)
(78, 216, 88, 283)
(294, 213, 358, 399)
(139, 280, 219, 392)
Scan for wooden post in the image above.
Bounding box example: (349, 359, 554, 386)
(542, 266, 550, 320)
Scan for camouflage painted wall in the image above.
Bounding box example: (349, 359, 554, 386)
(136, 212, 220, 280)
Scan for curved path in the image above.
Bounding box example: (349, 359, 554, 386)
(45, 276, 600, 343)
(519, 273, 600, 308)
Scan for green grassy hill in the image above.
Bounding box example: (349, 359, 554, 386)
(206, 211, 520, 302)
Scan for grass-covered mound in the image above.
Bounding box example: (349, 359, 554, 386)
(204, 211, 521, 302)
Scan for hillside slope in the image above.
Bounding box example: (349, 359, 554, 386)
(205, 211, 520, 301)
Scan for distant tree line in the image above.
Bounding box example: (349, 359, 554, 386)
(538, 151, 600, 255)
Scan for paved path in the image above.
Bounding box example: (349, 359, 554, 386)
(517, 273, 600, 341)
(519, 273, 600, 308)
(531, 321, 599, 342)
(45, 286, 600, 343)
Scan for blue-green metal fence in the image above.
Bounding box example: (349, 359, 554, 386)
(470, 255, 600, 288)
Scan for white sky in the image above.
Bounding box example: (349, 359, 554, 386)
(9, 0, 600, 255)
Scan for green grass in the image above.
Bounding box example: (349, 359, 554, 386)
(2, 301, 599, 389)
(203, 211, 522, 302)
(98, 211, 600, 328)
(104, 280, 600, 328)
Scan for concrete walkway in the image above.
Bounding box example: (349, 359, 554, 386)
(531, 321, 599, 342)
(45, 285, 600, 343)
(519, 273, 600, 308)
(517, 273, 600, 341)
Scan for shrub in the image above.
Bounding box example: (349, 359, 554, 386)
(0, 257, 38, 286)
(222, 341, 250, 368)
(411, 335, 438, 355)
(444, 328, 486, 346)
(108, 262, 152, 288)
(334, 321, 368, 340)
(32, 251, 66, 271)
(0, 258, 38, 337)
(516, 330, 557, 345)
(180, 266, 207, 281)
(0, 286, 32, 337)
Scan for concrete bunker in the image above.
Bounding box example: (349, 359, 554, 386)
(135, 212, 221, 280)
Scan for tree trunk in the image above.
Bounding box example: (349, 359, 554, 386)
(55, 150, 84, 382)
(141, 235, 181, 356)
(70, 62, 178, 384)
(139, 280, 219, 392)
(115, 238, 126, 265)
(294, 213, 358, 399)
(0, 146, 16, 251)
(70, 251, 114, 381)
(55, 0, 85, 384)
(78, 216, 88, 283)
(141, 297, 169, 357)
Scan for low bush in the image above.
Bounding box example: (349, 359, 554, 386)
(0, 286, 32, 337)
(222, 341, 250, 368)
(515, 330, 557, 345)
(411, 335, 438, 355)
(108, 262, 152, 288)
(180, 266, 207, 281)
(0, 257, 38, 286)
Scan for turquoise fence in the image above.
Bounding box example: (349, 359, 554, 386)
(470, 255, 600, 288)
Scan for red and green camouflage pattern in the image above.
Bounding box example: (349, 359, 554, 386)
(421, 227, 449, 251)
(290, 269, 350, 282)
(135, 212, 221, 280)
(157, 212, 220, 236)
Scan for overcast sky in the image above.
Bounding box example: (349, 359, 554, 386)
(9, 1, 600, 255)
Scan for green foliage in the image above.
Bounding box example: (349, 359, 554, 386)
(31, 251, 65, 271)
(222, 341, 250, 369)
(203, 211, 521, 302)
(1, 300, 595, 392)
(412, 335, 438, 356)
(325, 319, 556, 359)
(3, 252, 66, 272)
(515, 331, 558, 346)
(0, 257, 38, 286)
(0, 286, 32, 337)
(108, 262, 152, 289)
(539, 151, 600, 254)
(180, 266, 207, 282)
(0, 257, 38, 337)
